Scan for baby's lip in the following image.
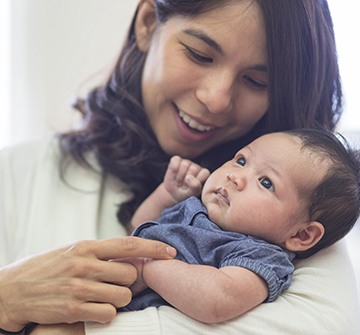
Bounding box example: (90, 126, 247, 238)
(215, 187, 230, 206)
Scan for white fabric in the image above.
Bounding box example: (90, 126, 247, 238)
(1, 138, 359, 335)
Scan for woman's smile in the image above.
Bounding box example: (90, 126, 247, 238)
(174, 106, 218, 142)
(140, 1, 268, 158)
(178, 109, 215, 133)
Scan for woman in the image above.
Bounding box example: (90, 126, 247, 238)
(0, 1, 358, 334)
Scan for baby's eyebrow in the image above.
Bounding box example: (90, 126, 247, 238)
(233, 145, 251, 158)
(242, 145, 282, 179)
(246, 145, 253, 153)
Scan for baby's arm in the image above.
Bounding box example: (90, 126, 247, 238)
(130, 156, 210, 230)
(141, 259, 268, 323)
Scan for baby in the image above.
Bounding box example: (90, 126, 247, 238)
(122, 128, 360, 324)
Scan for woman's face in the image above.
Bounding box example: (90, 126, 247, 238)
(138, 0, 268, 158)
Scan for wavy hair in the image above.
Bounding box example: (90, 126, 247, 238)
(60, 0, 342, 227)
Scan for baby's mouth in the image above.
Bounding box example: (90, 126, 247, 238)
(215, 187, 230, 206)
(178, 109, 215, 133)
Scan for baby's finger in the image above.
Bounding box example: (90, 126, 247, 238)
(187, 163, 203, 176)
(197, 168, 211, 184)
(175, 159, 192, 184)
(166, 155, 182, 178)
(184, 175, 203, 194)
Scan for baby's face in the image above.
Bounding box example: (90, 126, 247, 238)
(201, 132, 327, 246)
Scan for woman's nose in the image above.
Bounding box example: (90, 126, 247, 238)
(196, 72, 234, 114)
(227, 173, 246, 191)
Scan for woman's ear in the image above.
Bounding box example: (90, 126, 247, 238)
(135, 0, 157, 52)
(284, 221, 325, 252)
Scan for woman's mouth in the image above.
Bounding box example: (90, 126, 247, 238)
(178, 109, 215, 133)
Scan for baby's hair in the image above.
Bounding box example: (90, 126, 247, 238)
(285, 128, 360, 258)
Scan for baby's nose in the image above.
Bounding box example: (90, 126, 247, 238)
(227, 173, 246, 191)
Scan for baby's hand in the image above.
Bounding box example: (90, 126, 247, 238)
(164, 155, 210, 203)
(118, 257, 149, 296)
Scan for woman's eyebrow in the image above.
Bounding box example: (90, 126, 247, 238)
(183, 28, 223, 55)
(182, 28, 267, 72)
(248, 64, 267, 72)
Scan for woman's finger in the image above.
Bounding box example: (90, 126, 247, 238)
(80, 237, 176, 261)
(17, 276, 133, 325)
(77, 280, 133, 309)
(0, 237, 176, 328)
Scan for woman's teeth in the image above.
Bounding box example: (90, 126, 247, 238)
(179, 110, 214, 132)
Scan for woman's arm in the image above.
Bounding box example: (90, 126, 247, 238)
(84, 242, 359, 335)
(141, 259, 268, 324)
(0, 237, 176, 332)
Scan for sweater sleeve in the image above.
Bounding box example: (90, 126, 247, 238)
(0, 138, 128, 265)
(0, 140, 45, 265)
(0, 143, 15, 265)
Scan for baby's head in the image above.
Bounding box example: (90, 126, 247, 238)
(201, 128, 360, 258)
(284, 128, 360, 258)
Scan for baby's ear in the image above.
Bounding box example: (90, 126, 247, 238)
(284, 222, 325, 252)
(135, 0, 157, 52)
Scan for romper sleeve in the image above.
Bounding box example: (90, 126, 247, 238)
(220, 239, 295, 302)
(85, 241, 360, 335)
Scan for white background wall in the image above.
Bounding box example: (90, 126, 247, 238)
(1, 1, 360, 145)
(1, 0, 359, 292)
(4, 0, 137, 146)
(0, 0, 10, 147)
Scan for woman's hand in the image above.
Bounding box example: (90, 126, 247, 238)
(0, 237, 176, 332)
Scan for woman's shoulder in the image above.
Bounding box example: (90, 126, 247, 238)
(0, 136, 61, 168)
(0, 136, 99, 178)
(0, 136, 100, 193)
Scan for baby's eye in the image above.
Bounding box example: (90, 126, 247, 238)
(259, 177, 274, 191)
(236, 156, 246, 166)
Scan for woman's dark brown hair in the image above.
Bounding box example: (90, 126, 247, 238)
(60, 0, 342, 227)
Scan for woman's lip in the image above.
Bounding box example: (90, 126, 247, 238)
(173, 105, 218, 142)
(178, 109, 215, 132)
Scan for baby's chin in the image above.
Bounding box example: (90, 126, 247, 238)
(205, 203, 226, 227)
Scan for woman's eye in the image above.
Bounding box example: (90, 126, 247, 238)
(259, 177, 274, 191)
(236, 156, 246, 166)
(182, 44, 213, 64)
(244, 75, 268, 90)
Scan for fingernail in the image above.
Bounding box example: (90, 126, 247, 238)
(167, 247, 177, 257)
